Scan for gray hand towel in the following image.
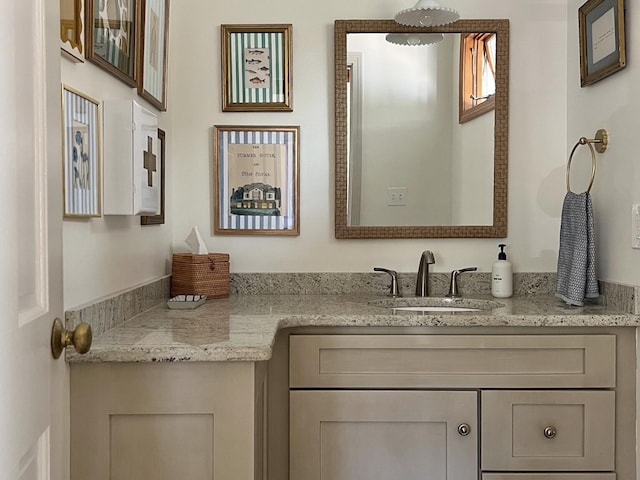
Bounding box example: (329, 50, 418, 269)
(555, 191, 599, 306)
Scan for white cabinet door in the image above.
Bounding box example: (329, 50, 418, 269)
(0, 0, 65, 479)
(290, 390, 477, 480)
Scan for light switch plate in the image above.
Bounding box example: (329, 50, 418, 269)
(386, 187, 407, 206)
(632, 204, 640, 249)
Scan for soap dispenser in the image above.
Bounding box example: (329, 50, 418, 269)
(491, 244, 513, 298)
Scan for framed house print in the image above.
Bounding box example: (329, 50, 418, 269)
(214, 125, 299, 235)
(60, 0, 85, 62)
(85, 0, 139, 86)
(221, 24, 293, 112)
(579, 0, 626, 87)
(138, 0, 169, 110)
(141, 128, 166, 225)
(62, 86, 102, 218)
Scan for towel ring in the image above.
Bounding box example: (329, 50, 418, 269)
(566, 129, 608, 193)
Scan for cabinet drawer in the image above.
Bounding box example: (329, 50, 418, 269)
(482, 390, 615, 471)
(289, 334, 616, 388)
(483, 475, 615, 480)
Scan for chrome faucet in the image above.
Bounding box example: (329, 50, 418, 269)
(446, 267, 478, 298)
(374, 267, 401, 297)
(415, 250, 436, 297)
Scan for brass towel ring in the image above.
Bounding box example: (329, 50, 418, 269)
(566, 129, 608, 193)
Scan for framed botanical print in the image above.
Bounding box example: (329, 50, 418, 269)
(85, 0, 139, 86)
(62, 86, 102, 218)
(221, 24, 293, 112)
(213, 125, 299, 235)
(138, 0, 170, 110)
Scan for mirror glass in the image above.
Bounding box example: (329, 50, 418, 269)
(335, 20, 509, 239)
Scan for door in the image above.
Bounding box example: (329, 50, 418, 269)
(290, 390, 478, 480)
(0, 1, 65, 479)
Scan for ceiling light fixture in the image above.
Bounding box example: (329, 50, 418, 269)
(394, 0, 459, 27)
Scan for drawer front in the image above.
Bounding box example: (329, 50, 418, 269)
(482, 390, 615, 471)
(483, 475, 615, 480)
(289, 334, 616, 388)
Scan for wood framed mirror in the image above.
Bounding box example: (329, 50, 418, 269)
(335, 19, 509, 239)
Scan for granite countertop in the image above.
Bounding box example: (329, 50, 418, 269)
(65, 294, 640, 363)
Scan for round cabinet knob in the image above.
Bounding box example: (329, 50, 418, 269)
(543, 426, 557, 439)
(51, 318, 93, 359)
(457, 423, 471, 436)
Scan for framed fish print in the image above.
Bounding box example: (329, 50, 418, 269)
(85, 0, 139, 87)
(213, 125, 299, 235)
(62, 86, 102, 218)
(138, 0, 169, 110)
(221, 24, 293, 112)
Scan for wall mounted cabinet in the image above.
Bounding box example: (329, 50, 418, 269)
(103, 100, 160, 215)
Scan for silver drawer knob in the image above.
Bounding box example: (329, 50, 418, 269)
(457, 423, 471, 436)
(543, 426, 557, 439)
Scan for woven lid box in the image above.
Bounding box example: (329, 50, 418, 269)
(171, 253, 230, 298)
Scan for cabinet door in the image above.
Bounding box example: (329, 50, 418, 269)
(290, 390, 477, 480)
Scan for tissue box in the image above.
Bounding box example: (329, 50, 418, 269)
(170, 253, 230, 298)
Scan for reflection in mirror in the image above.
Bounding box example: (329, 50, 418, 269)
(335, 20, 509, 239)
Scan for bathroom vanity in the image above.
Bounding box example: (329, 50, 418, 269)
(67, 294, 639, 480)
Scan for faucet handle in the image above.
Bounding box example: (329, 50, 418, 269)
(374, 267, 402, 297)
(446, 267, 478, 298)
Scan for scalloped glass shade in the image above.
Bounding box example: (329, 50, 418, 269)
(394, 0, 459, 27)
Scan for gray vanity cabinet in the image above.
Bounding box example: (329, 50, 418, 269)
(70, 362, 268, 480)
(289, 333, 622, 480)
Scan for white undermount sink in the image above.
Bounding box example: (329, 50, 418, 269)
(392, 306, 481, 313)
(368, 296, 503, 313)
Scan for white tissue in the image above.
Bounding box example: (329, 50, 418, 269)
(184, 226, 208, 254)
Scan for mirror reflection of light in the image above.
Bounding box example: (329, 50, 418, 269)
(385, 33, 444, 46)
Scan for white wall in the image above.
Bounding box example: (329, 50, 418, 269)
(170, 0, 568, 275)
(61, 57, 173, 309)
(567, 0, 640, 287)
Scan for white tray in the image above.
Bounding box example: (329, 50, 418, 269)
(167, 295, 207, 310)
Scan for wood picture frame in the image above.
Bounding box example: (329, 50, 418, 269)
(138, 0, 169, 110)
(213, 125, 300, 235)
(60, 0, 85, 62)
(85, 0, 139, 87)
(62, 85, 102, 218)
(221, 24, 293, 112)
(579, 0, 626, 87)
(141, 128, 166, 225)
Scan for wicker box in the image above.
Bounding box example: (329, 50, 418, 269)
(170, 253, 230, 298)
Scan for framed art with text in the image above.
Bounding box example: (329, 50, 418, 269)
(221, 24, 293, 112)
(579, 0, 626, 86)
(213, 125, 299, 235)
(62, 85, 102, 218)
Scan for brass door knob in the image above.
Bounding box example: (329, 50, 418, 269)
(51, 318, 92, 359)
